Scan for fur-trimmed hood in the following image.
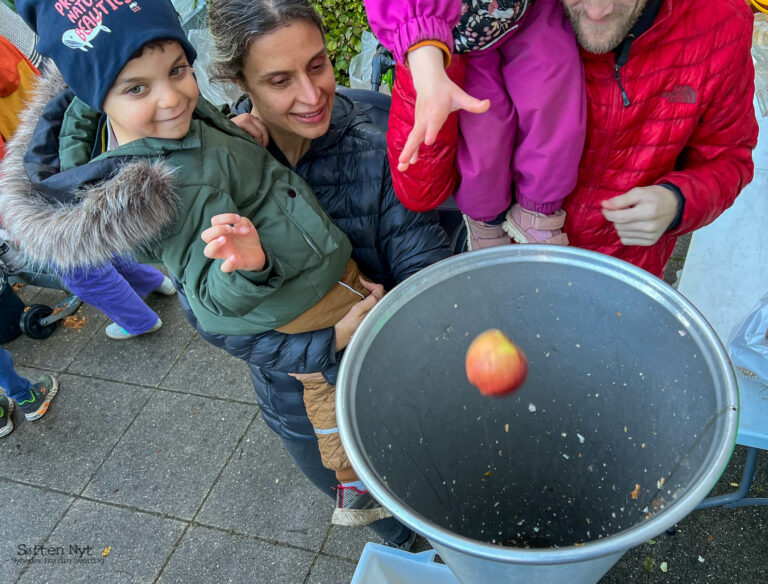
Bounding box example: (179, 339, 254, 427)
(0, 68, 177, 271)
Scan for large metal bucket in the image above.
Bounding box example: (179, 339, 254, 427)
(337, 246, 738, 584)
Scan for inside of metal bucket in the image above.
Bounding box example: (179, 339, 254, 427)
(345, 253, 735, 549)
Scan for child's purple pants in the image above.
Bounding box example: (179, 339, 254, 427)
(59, 256, 164, 335)
(454, 0, 586, 221)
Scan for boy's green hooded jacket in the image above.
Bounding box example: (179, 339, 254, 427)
(0, 70, 352, 335)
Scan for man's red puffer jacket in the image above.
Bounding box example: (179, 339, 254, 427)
(563, 0, 758, 278)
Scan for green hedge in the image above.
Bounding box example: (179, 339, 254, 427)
(311, 0, 369, 85)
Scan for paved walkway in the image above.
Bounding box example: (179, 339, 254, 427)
(0, 257, 765, 583)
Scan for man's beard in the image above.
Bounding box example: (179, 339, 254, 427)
(563, 2, 646, 54)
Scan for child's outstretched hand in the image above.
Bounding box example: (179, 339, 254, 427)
(230, 113, 269, 147)
(201, 213, 266, 273)
(400, 44, 490, 172)
(334, 277, 385, 350)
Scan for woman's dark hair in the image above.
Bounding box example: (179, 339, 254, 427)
(208, 0, 325, 85)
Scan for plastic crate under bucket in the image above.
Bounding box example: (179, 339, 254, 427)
(351, 543, 460, 584)
(337, 246, 738, 584)
(0, 274, 24, 343)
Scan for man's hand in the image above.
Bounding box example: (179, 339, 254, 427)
(201, 213, 266, 273)
(230, 113, 269, 147)
(400, 44, 489, 172)
(333, 277, 385, 351)
(601, 185, 680, 246)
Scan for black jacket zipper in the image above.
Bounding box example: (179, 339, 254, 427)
(614, 63, 631, 107)
(613, 34, 634, 108)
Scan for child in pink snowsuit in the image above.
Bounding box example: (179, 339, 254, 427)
(364, 0, 586, 249)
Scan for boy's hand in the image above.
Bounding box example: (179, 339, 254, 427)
(400, 44, 490, 172)
(201, 213, 266, 273)
(334, 277, 385, 350)
(230, 113, 269, 147)
(601, 186, 680, 246)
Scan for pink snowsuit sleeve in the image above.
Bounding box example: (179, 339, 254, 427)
(362, 0, 460, 63)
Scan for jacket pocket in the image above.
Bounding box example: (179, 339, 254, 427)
(264, 183, 342, 275)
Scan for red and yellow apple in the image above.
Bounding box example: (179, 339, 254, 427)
(465, 329, 528, 396)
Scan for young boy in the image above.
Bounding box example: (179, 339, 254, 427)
(1, 0, 394, 528)
(0, 347, 58, 437)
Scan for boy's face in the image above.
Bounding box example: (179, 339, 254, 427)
(102, 41, 199, 145)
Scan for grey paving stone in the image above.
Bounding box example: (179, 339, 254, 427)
(0, 481, 73, 583)
(322, 525, 390, 562)
(9, 283, 43, 305)
(17, 498, 185, 584)
(67, 295, 195, 386)
(6, 291, 105, 372)
(161, 335, 256, 403)
(157, 525, 315, 584)
(0, 373, 151, 493)
(197, 417, 331, 550)
(306, 554, 357, 584)
(83, 391, 256, 519)
(323, 526, 434, 563)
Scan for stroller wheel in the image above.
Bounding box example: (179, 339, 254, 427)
(20, 304, 56, 339)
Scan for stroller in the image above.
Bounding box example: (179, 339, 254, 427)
(0, 235, 82, 340)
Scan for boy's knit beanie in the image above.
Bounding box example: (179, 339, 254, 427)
(16, 0, 196, 111)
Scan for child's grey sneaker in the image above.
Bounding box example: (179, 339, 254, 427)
(332, 485, 392, 527)
(105, 318, 162, 340)
(153, 276, 177, 296)
(18, 374, 59, 421)
(0, 395, 15, 437)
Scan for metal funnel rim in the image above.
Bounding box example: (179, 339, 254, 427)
(338, 246, 739, 564)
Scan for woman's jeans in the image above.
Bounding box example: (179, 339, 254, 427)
(280, 434, 412, 545)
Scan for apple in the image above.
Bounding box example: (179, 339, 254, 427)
(465, 329, 528, 396)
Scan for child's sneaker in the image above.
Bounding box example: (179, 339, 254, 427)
(18, 374, 59, 421)
(332, 485, 392, 527)
(463, 215, 512, 251)
(105, 318, 162, 340)
(0, 395, 15, 437)
(502, 203, 569, 245)
(153, 276, 177, 296)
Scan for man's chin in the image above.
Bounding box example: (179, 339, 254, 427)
(573, 22, 626, 53)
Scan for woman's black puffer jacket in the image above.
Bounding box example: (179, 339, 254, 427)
(178, 93, 451, 440)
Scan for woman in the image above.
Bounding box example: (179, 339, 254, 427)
(179, 0, 452, 549)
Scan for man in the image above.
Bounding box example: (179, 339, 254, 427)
(560, 0, 757, 278)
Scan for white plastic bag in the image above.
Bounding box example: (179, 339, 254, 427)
(171, 0, 198, 21)
(728, 291, 768, 388)
(348, 31, 379, 90)
(752, 13, 768, 117)
(187, 29, 242, 108)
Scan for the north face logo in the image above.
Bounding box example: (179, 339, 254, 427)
(661, 85, 697, 104)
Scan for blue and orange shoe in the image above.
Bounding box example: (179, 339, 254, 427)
(0, 395, 14, 437)
(17, 374, 59, 421)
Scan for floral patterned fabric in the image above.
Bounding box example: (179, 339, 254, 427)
(454, 0, 534, 52)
